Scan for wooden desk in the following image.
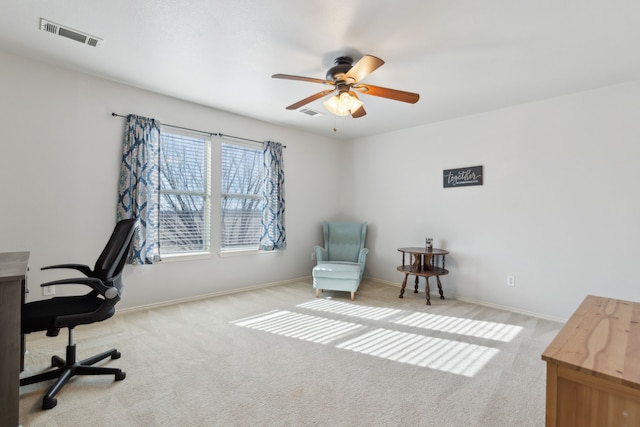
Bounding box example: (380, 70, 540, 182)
(397, 247, 449, 305)
(541, 295, 640, 427)
(0, 251, 29, 427)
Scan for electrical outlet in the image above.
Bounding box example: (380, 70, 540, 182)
(506, 276, 515, 287)
(43, 285, 56, 296)
(311, 252, 316, 261)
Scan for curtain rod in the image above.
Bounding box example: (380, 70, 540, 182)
(111, 113, 285, 148)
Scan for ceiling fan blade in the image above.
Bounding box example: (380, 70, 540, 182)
(272, 74, 334, 86)
(285, 89, 335, 110)
(352, 83, 420, 104)
(349, 92, 366, 118)
(345, 55, 385, 83)
(351, 105, 366, 118)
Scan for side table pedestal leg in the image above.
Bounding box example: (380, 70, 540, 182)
(436, 276, 445, 300)
(399, 274, 408, 298)
(425, 277, 431, 305)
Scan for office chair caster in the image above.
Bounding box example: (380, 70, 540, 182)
(112, 351, 125, 380)
(51, 355, 65, 368)
(43, 396, 58, 410)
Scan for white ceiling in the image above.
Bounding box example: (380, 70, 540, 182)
(1, 0, 639, 140)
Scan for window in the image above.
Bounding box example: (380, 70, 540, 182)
(221, 142, 265, 251)
(159, 131, 211, 255)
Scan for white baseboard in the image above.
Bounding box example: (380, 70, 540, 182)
(452, 296, 567, 323)
(117, 276, 312, 314)
(365, 276, 567, 323)
(119, 275, 566, 323)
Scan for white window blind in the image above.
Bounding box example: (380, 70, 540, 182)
(221, 143, 264, 250)
(159, 131, 211, 254)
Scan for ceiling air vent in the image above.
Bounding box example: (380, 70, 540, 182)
(40, 18, 103, 47)
(299, 108, 323, 117)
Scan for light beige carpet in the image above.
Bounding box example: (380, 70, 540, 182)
(19, 280, 562, 426)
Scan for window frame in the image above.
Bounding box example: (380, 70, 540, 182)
(158, 128, 212, 257)
(220, 140, 265, 253)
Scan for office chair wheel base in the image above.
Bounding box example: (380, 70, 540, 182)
(43, 396, 57, 410)
(111, 351, 121, 359)
(115, 371, 126, 381)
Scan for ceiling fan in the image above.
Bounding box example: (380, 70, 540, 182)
(272, 55, 420, 118)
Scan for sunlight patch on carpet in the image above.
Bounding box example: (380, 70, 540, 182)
(336, 328, 499, 377)
(393, 312, 523, 342)
(297, 299, 401, 320)
(231, 310, 363, 344)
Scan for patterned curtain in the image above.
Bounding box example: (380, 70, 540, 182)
(117, 114, 162, 264)
(259, 141, 286, 250)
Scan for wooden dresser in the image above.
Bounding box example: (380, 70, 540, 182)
(0, 252, 29, 427)
(542, 295, 640, 427)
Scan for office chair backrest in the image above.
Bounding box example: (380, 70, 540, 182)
(93, 219, 138, 285)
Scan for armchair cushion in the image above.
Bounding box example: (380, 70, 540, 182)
(313, 263, 361, 280)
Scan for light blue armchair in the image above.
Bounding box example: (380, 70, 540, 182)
(312, 222, 368, 300)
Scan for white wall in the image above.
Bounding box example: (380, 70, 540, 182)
(0, 51, 345, 309)
(3, 50, 639, 320)
(345, 81, 640, 320)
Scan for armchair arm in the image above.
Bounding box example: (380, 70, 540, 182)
(42, 263, 93, 277)
(358, 248, 369, 271)
(41, 277, 118, 299)
(314, 246, 328, 262)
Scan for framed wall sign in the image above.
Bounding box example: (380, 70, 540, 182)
(443, 165, 483, 188)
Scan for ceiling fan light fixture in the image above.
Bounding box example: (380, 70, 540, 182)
(323, 92, 363, 116)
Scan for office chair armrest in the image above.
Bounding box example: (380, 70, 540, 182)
(41, 277, 118, 298)
(42, 263, 93, 277)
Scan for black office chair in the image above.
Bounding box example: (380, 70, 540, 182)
(20, 218, 138, 410)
